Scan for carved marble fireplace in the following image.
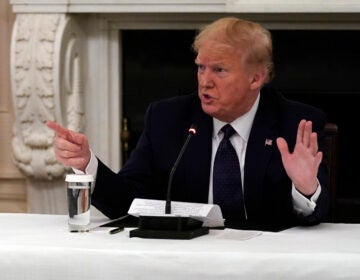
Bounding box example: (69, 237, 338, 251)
(9, 0, 360, 213)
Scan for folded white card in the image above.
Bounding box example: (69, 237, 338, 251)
(128, 198, 224, 228)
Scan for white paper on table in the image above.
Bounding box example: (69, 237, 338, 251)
(128, 198, 225, 228)
(212, 228, 263, 241)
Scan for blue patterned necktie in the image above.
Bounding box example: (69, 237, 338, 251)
(213, 124, 245, 222)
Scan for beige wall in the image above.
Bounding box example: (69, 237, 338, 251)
(0, 0, 27, 212)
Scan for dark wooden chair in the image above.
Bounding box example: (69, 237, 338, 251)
(323, 122, 339, 222)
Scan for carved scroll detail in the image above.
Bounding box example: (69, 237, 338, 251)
(11, 14, 85, 179)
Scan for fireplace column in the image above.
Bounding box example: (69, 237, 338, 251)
(10, 13, 85, 213)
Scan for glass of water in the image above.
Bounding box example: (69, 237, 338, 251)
(65, 174, 94, 232)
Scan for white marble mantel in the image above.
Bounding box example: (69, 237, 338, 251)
(9, 0, 360, 14)
(8, 0, 360, 213)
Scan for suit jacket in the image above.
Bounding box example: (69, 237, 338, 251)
(92, 85, 330, 231)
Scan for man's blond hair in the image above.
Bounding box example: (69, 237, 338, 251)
(193, 17, 274, 83)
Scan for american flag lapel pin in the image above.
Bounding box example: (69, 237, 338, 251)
(265, 138, 273, 146)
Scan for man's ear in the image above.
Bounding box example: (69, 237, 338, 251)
(249, 68, 267, 90)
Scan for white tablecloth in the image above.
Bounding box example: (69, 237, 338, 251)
(1, 213, 360, 279)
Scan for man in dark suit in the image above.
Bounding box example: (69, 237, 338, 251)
(47, 17, 329, 231)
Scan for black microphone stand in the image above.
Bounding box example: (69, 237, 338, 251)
(129, 125, 209, 239)
(165, 129, 194, 215)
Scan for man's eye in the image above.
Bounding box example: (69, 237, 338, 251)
(215, 67, 225, 73)
(197, 65, 205, 72)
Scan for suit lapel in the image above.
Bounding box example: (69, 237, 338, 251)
(244, 93, 279, 218)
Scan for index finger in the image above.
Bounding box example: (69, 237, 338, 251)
(46, 121, 80, 144)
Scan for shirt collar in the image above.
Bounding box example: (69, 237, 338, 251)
(213, 93, 260, 142)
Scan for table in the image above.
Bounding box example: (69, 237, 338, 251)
(1, 213, 360, 279)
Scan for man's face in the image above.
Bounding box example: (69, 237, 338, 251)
(196, 43, 259, 123)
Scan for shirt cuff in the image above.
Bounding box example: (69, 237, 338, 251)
(72, 150, 99, 192)
(292, 180, 321, 216)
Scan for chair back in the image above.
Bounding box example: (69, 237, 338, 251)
(323, 122, 339, 222)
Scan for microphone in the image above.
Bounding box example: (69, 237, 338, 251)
(165, 124, 197, 214)
(129, 123, 210, 239)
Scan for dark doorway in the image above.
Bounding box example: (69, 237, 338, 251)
(122, 30, 197, 152)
